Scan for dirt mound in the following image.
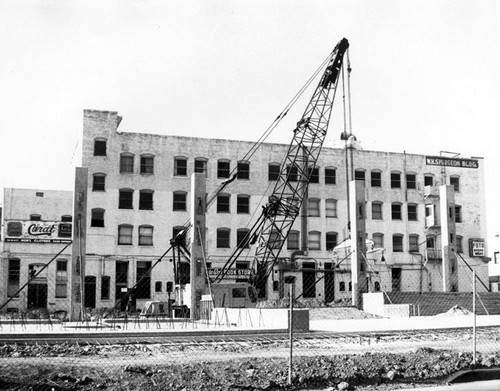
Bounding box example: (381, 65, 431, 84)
(435, 305, 471, 317)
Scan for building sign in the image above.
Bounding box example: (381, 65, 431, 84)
(425, 156, 478, 169)
(469, 238, 485, 257)
(5, 221, 72, 243)
(207, 268, 252, 277)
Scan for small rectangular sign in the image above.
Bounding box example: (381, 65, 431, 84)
(425, 156, 478, 169)
(469, 238, 485, 257)
(4, 220, 73, 243)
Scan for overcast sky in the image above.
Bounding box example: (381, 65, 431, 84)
(0, 1, 498, 248)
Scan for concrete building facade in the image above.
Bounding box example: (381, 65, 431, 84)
(0, 109, 490, 315)
(78, 109, 490, 311)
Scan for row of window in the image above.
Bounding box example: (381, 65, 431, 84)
(25, 214, 72, 222)
(94, 139, 461, 192)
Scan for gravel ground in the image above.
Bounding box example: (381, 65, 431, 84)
(0, 307, 498, 391)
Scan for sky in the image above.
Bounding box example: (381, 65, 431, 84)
(0, 0, 498, 252)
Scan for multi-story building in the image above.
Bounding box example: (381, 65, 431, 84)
(0, 109, 490, 315)
(1, 188, 73, 313)
(78, 109, 489, 312)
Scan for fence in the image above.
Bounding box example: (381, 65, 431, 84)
(1, 256, 500, 391)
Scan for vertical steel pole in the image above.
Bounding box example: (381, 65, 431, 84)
(288, 282, 294, 385)
(473, 270, 477, 364)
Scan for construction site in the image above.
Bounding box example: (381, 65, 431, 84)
(1, 35, 498, 390)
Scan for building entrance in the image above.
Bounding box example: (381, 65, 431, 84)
(27, 283, 47, 309)
(324, 262, 335, 303)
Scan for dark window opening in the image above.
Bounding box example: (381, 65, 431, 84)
(94, 139, 107, 156)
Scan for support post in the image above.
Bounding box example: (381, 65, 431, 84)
(440, 185, 458, 292)
(349, 180, 367, 308)
(288, 280, 295, 385)
(190, 172, 207, 320)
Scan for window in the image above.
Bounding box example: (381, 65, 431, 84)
(119, 189, 133, 209)
(139, 190, 153, 210)
(407, 203, 418, 221)
(450, 176, 460, 192)
(371, 171, 381, 187)
(173, 191, 187, 211)
(354, 169, 365, 182)
(136, 261, 151, 299)
(92, 173, 106, 191)
(287, 165, 299, 182)
(101, 276, 110, 300)
(374, 281, 381, 292)
(287, 230, 300, 250)
(91, 208, 105, 227)
(120, 153, 134, 173)
(55, 259, 68, 298)
(268, 229, 282, 249)
(372, 233, 384, 249)
(61, 215, 72, 222)
(118, 224, 133, 245)
(372, 202, 383, 220)
(7, 258, 20, 297)
(30, 214, 41, 221)
(339, 281, 345, 291)
(237, 195, 250, 214)
(217, 194, 230, 213)
(426, 236, 435, 249)
(409, 234, 419, 253)
(268, 163, 280, 181)
(237, 161, 250, 179)
(155, 281, 162, 292)
(455, 205, 462, 223)
(138, 225, 153, 246)
(308, 231, 321, 250)
(392, 234, 403, 252)
(217, 228, 230, 248)
(194, 158, 208, 176)
(217, 160, 230, 178)
(391, 172, 401, 188)
(326, 232, 338, 251)
(36, 192, 44, 197)
(391, 203, 402, 220)
(308, 198, 320, 217)
(325, 167, 336, 184)
(456, 235, 463, 253)
(406, 173, 417, 189)
(309, 166, 319, 183)
(424, 174, 434, 187)
(237, 229, 251, 249)
(140, 155, 154, 174)
(325, 199, 337, 218)
(7, 222, 22, 236)
(94, 138, 107, 156)
(174, 157, 187, 176)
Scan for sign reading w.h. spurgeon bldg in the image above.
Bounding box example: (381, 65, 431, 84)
(5, 221, 72, 243)
(426, 156, 479, 169)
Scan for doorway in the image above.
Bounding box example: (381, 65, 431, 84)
(392, 268, 402, 292)
(84, 275, 96, 309)
(324, 262, 335, 303)
(27, 283, 47, 309)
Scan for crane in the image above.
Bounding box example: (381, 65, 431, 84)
(212, 38, 350, 298)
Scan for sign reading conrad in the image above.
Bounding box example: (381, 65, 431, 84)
(425, 156, 479, 169)
(5, 221, 72, 243)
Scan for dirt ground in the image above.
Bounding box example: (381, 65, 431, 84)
(0, 307, 498, 390)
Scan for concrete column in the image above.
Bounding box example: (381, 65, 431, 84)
(349, 180, 367, 308)
(190, 173, 207, 320)
(70, 167, 88, 321)
(439, 185, 458, 292)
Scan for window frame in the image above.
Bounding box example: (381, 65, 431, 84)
(325, 231, 338, 251)
(237, 161, 250, 180)
(308, 166, 320, 184)
(217, 193, 231, 213)
(392, 234, 404, 252)
(139, 189, 154, 210)
(324, 167, 336, 185)
(236, 195, 250, 214)
(92, 173, 106, 192)
(91, 208, 105, 227)
(308, 230, 321, 251)
(140, 154, 154, 175)
(174, 156, 188, 176)
(325, 199, 338, 218)
(236, 228, 251, 249)
(354, 169, 366, 182)
(118, 188, 134, 209)
(372, 201, 383, 220)
(138, 225, 154, 246)
(268, 163, 280, 181)
(216, 228, 231, 248)
(194, 158, 208, 177)
(307, 198, 320, 217)
(120, 153, 134, 174)
(409, 234, 419, 253)
(217, 159, 230, 179)
(173, 191, 187, 211)
(406, 173, 417, 190)
(391, 202, 402, 220)
(287, 230, 300, 250)
(450, 175, 460, 192)
(390, 171, 401, 189)
(370, 170, 382, 187)
(407, 203, 418, 221)
(455, 205, 462, 223)
(118, 224, 133, 245)
(93, 138, 107, 157)
(372, 233, 384, 249)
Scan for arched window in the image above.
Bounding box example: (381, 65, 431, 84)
(217, 228, 231, 248)
(139, 189, 154, 210)
(173, 191, 187, 211)
(390, 171, 401, 189)
(325, 199, 338, 218)
(140, 154, 154, 175)
(120, 153, 134, 173)
(118, 188, 134, 209)
(370, 170, 382, 187)
(308, 198, 320, 217)
(287, 230, 300, 250)
(450, 175, 460, 192)
(308, 230, 321, 250)
(91, 208, 105, 227)
(324, 167, 336, 185)
(325, 232, 338, 251)
(138, 225, 154, 246)
(118, 224, 133, 245)
(391, 202, 402, 220)
(174, 156, 188, 176)
(268, 163, 280, 181)
(92, 173, 106, 191)
(194, 157, 208, 176)
(237, 229, 251, 249)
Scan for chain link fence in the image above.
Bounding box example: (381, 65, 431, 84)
(1, 249, 499, 391)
